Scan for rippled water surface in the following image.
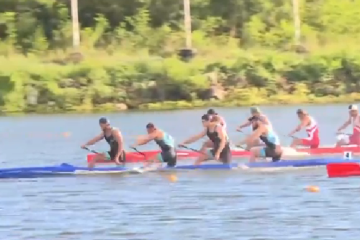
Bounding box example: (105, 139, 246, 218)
(1, 105, 360, 240)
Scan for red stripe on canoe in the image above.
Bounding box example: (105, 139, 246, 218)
(297, 146, 360, 154)
(87, 146, 360, 163)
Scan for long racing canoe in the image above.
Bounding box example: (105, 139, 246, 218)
(1, 158, 359, 179)
(88, 145, 360, 163)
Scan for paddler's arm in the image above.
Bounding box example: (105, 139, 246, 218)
(337, 117, 351, 132)
(288, 117, 309, 136)
(236, 120, 251, 131)
(238, 125, 265, 146)
(179, 129, 207, 145)
(112, 129, 124, 160)
(82, 133, 104, 147)
(214, 127, 226, 158)
(219, 117, 227, 129)
(132, 131, 158, 147)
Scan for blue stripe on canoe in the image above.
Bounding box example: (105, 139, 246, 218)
(0, 158, 360, 179)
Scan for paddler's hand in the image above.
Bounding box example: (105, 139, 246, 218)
(130, 144, 137, 149)
(114, 156, 121, 165)
(214, 152, 220, 160)
(237, 139, 245, 146)
(178, 143, 186, 148)
(236, 127, 242, 132)
(81, 144, 87, 149)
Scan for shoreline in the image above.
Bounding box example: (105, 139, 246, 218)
(1, 95, 359, 115)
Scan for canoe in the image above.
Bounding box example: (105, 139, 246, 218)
(1, 158, 358, 179)
(88, 145, 360, 163)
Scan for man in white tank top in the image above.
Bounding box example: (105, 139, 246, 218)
(288, 109, 320, 149)
(336, 104, 360, 146)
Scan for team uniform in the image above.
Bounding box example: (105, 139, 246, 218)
(259, 129, 282, 162)
(344, 115, 360, 145)
(154, 132, 177, 167)
(103, 128, 126, 163)
(300, 116, 320, 148)
(250, 114, 272, 146)
(205, 124, 231, 163)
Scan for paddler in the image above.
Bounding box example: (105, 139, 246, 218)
(130, 123, 177, 168)
(236, 107, 272, 150)
(81, 117, 126, 168)
(288, 109, 320, 148)
(199, 109, 227, 153)
(336, 104, 360, 146)
(179, 114, 231, 165)
(237, 116, 282, 162)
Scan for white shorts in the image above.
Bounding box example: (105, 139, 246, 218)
(337, 134, 350, 144)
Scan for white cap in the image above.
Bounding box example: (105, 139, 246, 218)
(349, 104, 358, 111)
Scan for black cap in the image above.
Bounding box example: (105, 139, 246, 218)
(296, 109, 305, 115)
(207, 109, 216, 115)
(202, 114, 211, 121)
(349, 104, 358, 111)
(146, 122, 155, 129)
(99, 117, 110, 124)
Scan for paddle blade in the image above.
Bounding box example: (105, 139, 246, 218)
(327, 163, 360, 178)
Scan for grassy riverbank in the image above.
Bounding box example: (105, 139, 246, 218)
(1, 0, 360, 113)
(2, 50, 360, 114)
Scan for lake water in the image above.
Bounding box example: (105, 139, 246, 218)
(0, 104, 359, 240)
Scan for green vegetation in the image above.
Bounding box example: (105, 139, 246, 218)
(1, 0, 360, 113)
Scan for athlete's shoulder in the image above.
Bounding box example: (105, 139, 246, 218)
(259, 114, 268, 121)
(111, 127, 121, 133)
(157, 129, 165, 136)
(309, 115, 316, 121)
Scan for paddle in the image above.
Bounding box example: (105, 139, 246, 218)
(130, 146, 177, 180)
(336, 132, 352, 136)
(128, 147, 149, 172)
(83, 147, 99, 154)
(327, 163, 360, 178)
(234, 144, 246, 150)
(179, 145, 203, 154)
(130, 147, 146, 158)
(282, 134, 297, 139)
(178, 145, 222, 158)
(234, 131, 254, 150)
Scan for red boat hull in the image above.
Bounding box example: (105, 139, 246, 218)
(87, 145, 360, 163)
(327, 163, 360, 178)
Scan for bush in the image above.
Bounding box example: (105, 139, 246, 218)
(2, 51, 360, 113)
